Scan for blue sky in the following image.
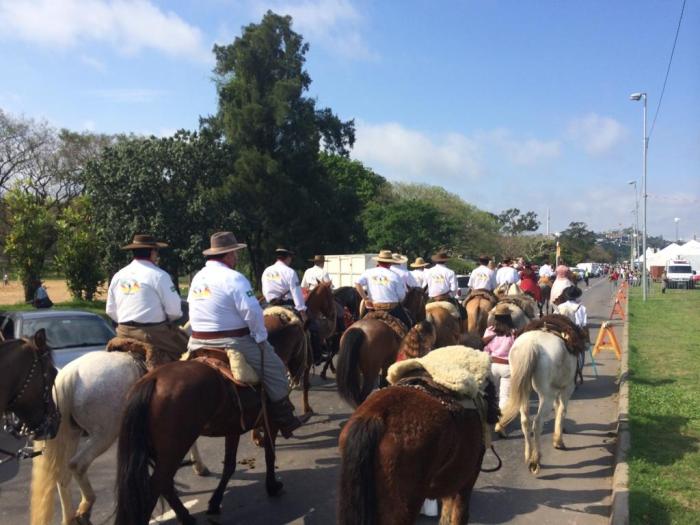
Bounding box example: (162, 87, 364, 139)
(1, 0, 698, 240)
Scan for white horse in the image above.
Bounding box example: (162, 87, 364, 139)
(30, 351, 208, 525)
(497, 330, 577, 475)
(487, 297, 537, 330)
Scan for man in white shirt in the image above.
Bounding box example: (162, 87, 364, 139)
(468, 255, 497, 291)
(539, 262, 555, 279)
(409, 257, 430, 289)
(301, 255, 332, 292)
(424, 250, 465, 319)
(391, 253, 419, 290)
(106, 234, 187, 361)
(187, 232, 305, 438)
(262, 248, 307, 319)
(496, 258, 521, 287)
(355, 250, 412, 328)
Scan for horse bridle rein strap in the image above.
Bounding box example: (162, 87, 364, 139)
(480, 445, 502, 473)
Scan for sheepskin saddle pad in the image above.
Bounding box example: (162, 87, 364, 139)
(388, 345, 491, 400)
(465, 289, 497, 305)
(363, 310, 408, 340)
(426, 301, 460, 319)
(107, 337, 162, 371)
(520, 314, 587, 356)
(263, 305, 303, 325)
(497, 295, 538, 319)
(182, 347, 260, 386)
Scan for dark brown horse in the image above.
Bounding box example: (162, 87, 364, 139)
(320, 286, 362, 380)
(338, 381, 498, 524)
(425, 302, 462, 348)
(115, 360, 283, 525)
(0, 330, 59, 442)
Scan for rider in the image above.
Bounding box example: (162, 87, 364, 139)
(518, 263, 542, 302)
(467, 255, 497, 291)
(409, 257, 430, 290)
(495, 257, 520, 287)
(301, 255, 332, 293)
(538, 260, 555, 280)
(354, 249, 412, 328)
(550, 264, 575, 305)
(187, 232, 304, 438)
(424, 250, 465, 319)
(106, 234, 187, 362)
(390, 253, 420, 290)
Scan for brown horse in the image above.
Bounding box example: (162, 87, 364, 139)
(338, 381, 499, 524)
(403, 286, 427, 323)
(336, 315, 433, 407)
(425, 301, 462, 348)
(0, 330, 59, 442)
(115, 360, 283, 525)
(464, 290, 497, 337)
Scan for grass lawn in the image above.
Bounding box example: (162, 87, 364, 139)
(628, 283, 700, 524)
(0, 299, 108, 319)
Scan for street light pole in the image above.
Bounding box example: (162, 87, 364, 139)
(628, 180, 639, 263)
(630, 92, 648, 301)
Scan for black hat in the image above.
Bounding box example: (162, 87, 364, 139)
(562, 286, 583, 301)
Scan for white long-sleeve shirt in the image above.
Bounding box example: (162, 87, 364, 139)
(424, 263, 457, 298)
(355, 266, 406, 303)
(468, 265, 497, 291)
(106, 259, 182, 324)
(391, 265, 419, 290)
(555, 301, 588, 327)
(188, 260, 268, 343)
(496, 266, 521, 286)
(261, 260, 306, 311)
(301, 265, 332, 290)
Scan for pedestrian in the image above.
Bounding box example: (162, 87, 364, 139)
(3, 272, 8, 286)
(106, 234, 187, 362)
(33, 280, 53, 309)
(468, 255, 497, 292)
(583, 269, 590, 287)
(609, 269, 619, 294)
(187, 231, 306, 438)
(496, 257, 520, 287)
(301, 255, 332, 294)
(482, 303, 516, 436)
(409, 257, 430, 290)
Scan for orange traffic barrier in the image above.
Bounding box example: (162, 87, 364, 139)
(610, 298, 626, 320)
(592, 321, 622, 360)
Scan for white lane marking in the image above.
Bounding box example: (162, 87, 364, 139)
(149, 498, 199, 524)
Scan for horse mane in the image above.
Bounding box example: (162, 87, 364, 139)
(364, 311, 408, 340)
(263, 306, 302, 325)
(398, 321, 435, 360)
(306, 282, 335, 317)
(402, 287, 427, 321)
(519, 314, 587, 355)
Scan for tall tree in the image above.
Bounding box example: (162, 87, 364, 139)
(211, 11, 354, 280)
(559, 221, 596, 265)
(497, 208, 541, 236)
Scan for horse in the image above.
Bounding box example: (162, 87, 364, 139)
(425, 301, 462, 348)
(494, 282, 523, 298)
(338, 359, 499, 524)
(0, 330, 59, 442)
(498, 321, 581, 475)
(114, 359, 283, 525)
(487, 295, 538, 330)
(538, 277, 553, 316)
(319, 286, 362, 380)
(463, 290, 498, 337)
(30, 350, 209, 525)
(403, 286, 427, 323)
(336, 317, 433, 407)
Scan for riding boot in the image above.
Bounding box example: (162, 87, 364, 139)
(267, 396, 304, 439)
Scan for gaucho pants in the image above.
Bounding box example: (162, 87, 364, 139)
(490, 362, 511, 411)
(188, 335, 289, 402)
(117, 322, 188, 362)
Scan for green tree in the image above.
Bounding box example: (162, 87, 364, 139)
(3, 188, 56, 301)
(497, 208, 541, 236)
(211, 11, 354, 280)
(55, 197, 105, 300)
(559, 221, 596, 264)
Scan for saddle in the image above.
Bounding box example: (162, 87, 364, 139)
(426, 300, 460, 319)
(464, 289, 497, 305)
(183, 347, 260, 387)
(106, 337, 169, 371)
(495, 295, 538, 319)
(263, 305, 303, 325)
(519, 314, 587, 355)
(363, 310, 408, 340)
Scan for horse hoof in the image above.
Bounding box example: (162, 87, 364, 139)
(195, 466, 211, 477)
(320, 372, 327, 380)
(528, 462, 540, 475)
(554, 442, 566, 450)
(267, 479, 285, 497)
(300, 411, 313, 422)
(206, 505, 221, 516)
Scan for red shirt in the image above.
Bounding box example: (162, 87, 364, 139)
(519, 272, 542, 302)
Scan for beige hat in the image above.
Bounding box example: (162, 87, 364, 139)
(372, 249, 398, 264)
(431, 250, 450, 263)
(275, 247, 294, 257)
(494, 303, 512, 317)
(410, 257, 430, 268)
(121, 234, 168, 250)
(202, 231, 247, 256)
(308, 255, 325, 264)
(392, 253, 408, 264)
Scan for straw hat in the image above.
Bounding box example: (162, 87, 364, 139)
(121, 234, 168, 250)
(275, 248, 294, 257)
(308, 255, 325, 264)
(431, 250, 450, 263)
(373, 249, 398, 263)
(410, 257, 430, 268)
(392, 253, 408, 265)
(494, 303, 512, 317)
(202, 231, 247, 256)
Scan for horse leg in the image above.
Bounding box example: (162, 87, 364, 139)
(439, 497, 454, 525)
(189, 440, 210, 476)
(529, 393, 554, 475)
(68, 433, 115, 522)
(207, 433, 240, 515)
(57, 480, 75, 525)
(519, 399, 532, 465)
(303, 361, 313, 414)
(161, 481, 196, 525)
(553, 383, 575, 449)
(264, 428, 284, 496)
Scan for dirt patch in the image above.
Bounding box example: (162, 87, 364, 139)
(0, 279, 107, 305)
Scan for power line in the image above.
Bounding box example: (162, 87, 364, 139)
(649, 0, 687, 141)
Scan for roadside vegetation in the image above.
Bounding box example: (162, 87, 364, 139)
(628, 283, 700, 524)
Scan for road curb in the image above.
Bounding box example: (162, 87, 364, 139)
(609, 291, 630, 524)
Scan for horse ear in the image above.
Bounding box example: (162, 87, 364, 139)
(33, 328, 48, 351)
(426, 312, 433, 324)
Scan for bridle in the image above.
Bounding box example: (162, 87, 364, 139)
(1, 342, 60, 463)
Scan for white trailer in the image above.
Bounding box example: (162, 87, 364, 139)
(323, 253, 376, 288)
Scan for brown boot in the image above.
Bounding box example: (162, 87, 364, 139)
(268, 397, 304, 438)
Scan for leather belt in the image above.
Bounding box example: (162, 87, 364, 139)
(431, 293, 451, 301)
(120, 321, 165, 327)
(490, 356, 509, 365)
(191, 328, 250, 339)
(371, 302, 398, 310)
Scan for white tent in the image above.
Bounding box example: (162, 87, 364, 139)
(645, 241, 700, 270)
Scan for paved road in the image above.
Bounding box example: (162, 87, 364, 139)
(0, 277, 622, 524)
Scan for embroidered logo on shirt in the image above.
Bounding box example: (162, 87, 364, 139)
(370, 275, 390, 286)
(190, 285, 212, 300)
(431, 275, 446, 284)
(118, 279, 141, 295)
(265, 271, 282, 281)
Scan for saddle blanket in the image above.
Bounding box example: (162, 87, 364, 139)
(181, 347, 260, 386)
(426, 300, 460, 319)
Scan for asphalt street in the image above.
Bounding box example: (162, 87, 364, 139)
(0, 276, 622, 524)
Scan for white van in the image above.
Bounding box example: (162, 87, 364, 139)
(665, 259, 695, 289)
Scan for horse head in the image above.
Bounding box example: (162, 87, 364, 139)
(306, 282, 336, 320)
(402, 287, 427, 323)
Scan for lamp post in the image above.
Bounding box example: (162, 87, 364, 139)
(674, 217, 680, 242)
(630, 92, 648, 301)
(628, 180, 639, 264)
(554, 232, 561, 266)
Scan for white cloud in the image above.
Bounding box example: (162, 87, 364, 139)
(0, 0, 211, 62)
(86, 88, 166, 103)
(251, 0, 376, 60)
(567, 113, 627, 155)
(482, 129, 561, 166)
(80, 54, 106, 72)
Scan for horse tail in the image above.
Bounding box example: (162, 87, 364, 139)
(336, 328, 366, 407)
(30, 368, 79, 525)
(499, 332, 539, 426)
(338, 416, 384, 525)
(115, 376, 157, 525)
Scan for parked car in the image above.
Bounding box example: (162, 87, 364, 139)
(456, 274, 470, 299)
(0, 310, 115, 369)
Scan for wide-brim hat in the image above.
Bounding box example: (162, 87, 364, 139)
(203, 231, 247, 256)
(392, 253, 408, 264)
(373, 249, 397, 263)
(275, 248, 294, 257)
(494, 303, 512, 317)
(410, 257, 430, 268)
(121, 234, 168, 250)
(562, 285, 583, 301)
(308, 255, 325, 264)
(431, 251, 450, 263)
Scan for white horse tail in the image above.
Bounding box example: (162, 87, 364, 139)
(30, 367, 79, 525)
(499, 333, 539, 426)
